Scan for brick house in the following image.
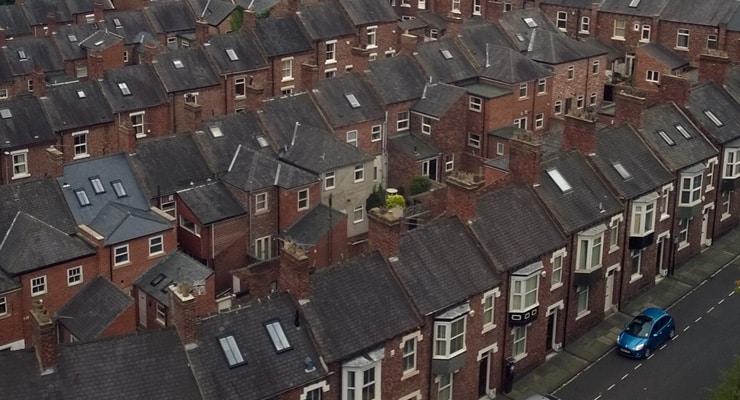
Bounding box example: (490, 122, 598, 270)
(338, 0, 399, 69)
(65, 0, 113, 25)
(143, 0, 198, 50)
(19, 0, 73, 37)
(633, 42, 690, 94)
(100, 9, 159, 67)
(536, 0, 601, 38)
(296, 1, 356, 83)
(1, 35, 64, 99)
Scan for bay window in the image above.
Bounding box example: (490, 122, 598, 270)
(680, 171, 703, 207)
(576, 225, 605, 271)
(510, 273, 539, 312)
(343, 349, 383, 400)
(631, 196, 656, 236)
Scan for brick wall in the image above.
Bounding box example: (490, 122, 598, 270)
(266, 51, 314, 97)
(170, 85, 225, 133)
(0, 289, 25, 349)
(59, 124, 115, 163)
(331, 119, 385, 158)
(656, 21, 720, 66)
(1, 142, 62, 185)
(594, 12, 657, 58)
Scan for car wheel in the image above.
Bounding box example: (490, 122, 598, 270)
(644, 348, 651, 358)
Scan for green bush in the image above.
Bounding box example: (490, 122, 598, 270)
(385, 194, 406, 209)
(409, 176, 431, 195)
(710, 356, 740, 400)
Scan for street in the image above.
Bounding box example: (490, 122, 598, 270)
(554, 262, 740, 400)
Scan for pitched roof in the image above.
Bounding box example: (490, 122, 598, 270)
(301, 251, 420, 362)
(472, 184, 566, 271)
(0, 212, 95, 276)
(188, 292, 327, 400)
(392, 216, 501, 315)
(414, 38, 478, 84)
(0, 4, 32, 37)
(0, 94, 56, 150)
(204, 29, 268, 75)
(221, 146, 318, 191)
(177, 182, 246, 225)
(499, 8, 562, 53)
(0, 177, 78, 235)
(101, 10, 157, 45)
(526, 29, 606, 64)
(134, 250, 212, 306)
(280, 124, 372, 173)
(534, 149, 623, 233)
(99, 64, 168, 113)
(365, 54, 427, 105)
(591, 123, 674, 199)
(297, 1, 355, 40)
(188, 0, 235, 25)
(259, 93, 332, 148)
(20, 0, 72, 26)
(284, 203, 346, 246)
(53, 23, 101, 61)
(255, 15, 312, 57)
(56, 276, 134, 341)
(0, 269, 20, 294)
(539, 0, 602, 6)
(685, 81, 740, 145)
(388, 132, 440, 160)
(129, 133, 214, 198)
(79, 29, 124, 52)
(3, 36, 64, 76)
(637, 42, 688, 71)
(638, 102, 718, 171)
(660, 0, 739, 25)
(724, 65, 740, 103)
(311, 73, 385, 127)
(411, 82, 467, 118)
(338, 0, 397, 25)
(459, 21, 517, 61)
(40, 80, 114, 131)
(153, 47, 221, 93)
(90, 202, 171, 245)
(478, 45, 553, 83)
(64, 0, 114, 15)
(0, 348, 60, 399)
(599, 0, 670, 17)
(144, 0, 196, 34)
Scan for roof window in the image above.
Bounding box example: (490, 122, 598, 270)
(704, 110, 724, 127)
(226, 48, 238, 61)
(264, 320, 292, 353)
(612, 162, 631, 180)
(657, 130, 675, 146)
(111, 180, 127, 198)
(523, 17, 538, 28)
(345, 93, 361, 108)
(0, 108, 11, 119)
(219, 335, 247, 368)
(89, 177, 105, 194)
(117, 82, 131, 96)
(440, 49, 453, 59)
(173, 59, 184, 69)
(74, 189, 91, 206)
(547, 168, 572, 192)
(675, 124, 691, 140)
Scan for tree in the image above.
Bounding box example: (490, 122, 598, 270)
(710, 356, 740, 400)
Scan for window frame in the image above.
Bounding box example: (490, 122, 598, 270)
(613, 19, 626, 39)
(556, 11, 567, 31)
(114, 244, 130, 266)
(324, 171, 335, 190)
(234, 76, 246, 98)
(551, 249, 565, 287)
(534, 113, 544, 130)
(366, 26, 377, 48)
(397, 111, 410, 131)
(641, 24, 651, 42)
(353, 204, 364, 223)
(281, 57, 294, 81)
(149, 235, 164, 256)
(676, 28, 690, 49)
(10, 149, 29, 179)
(512, 325, 527, 357)
(255, 192, 268, 213)
(433, 315, 466, 358)
(576, 285, 589, 315)
(346, 130, 358, 147)
(297, 188, 309, 211)
(519, 82, 527, 98)
(631, 199, 656, 237)
(576, 230, 604, 272)
(724, 148, 740, 179)
(130, 111, 146, 138)
(179, 215, 201, 237)
(679, 171, 703, 207)
(421, 116, 432, 135)
(482, 288, 498, 332)
(325, 40, 337, 63)
(469, 95, 482, 112)
(31, 275, 47, 296)
(255, 235, 271, 260)
(72, 130, 89, 159)
(510, 273, 539, 312)
(537, 79, 546, 94)
(468, 132, 481, 149)
(343, 362, 380, 400)
(354, 165, 365, 183)
(371, 125, 382, 142)
(0, 296, 6, 316)
(438, 374, 453, 400)
(67, 266, 83, 286)
(155, 302, 166, 325)
(646, 70, 660, 83)
(580, 16, 590, 33)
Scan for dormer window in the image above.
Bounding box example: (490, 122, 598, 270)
(117, 82, 131, 96)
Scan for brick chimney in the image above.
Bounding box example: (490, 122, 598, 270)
(508, 131, 543, 185)
(196, 18, 209, 45)
(169, 283, 197, 347)
(698, 51, 730, 85)
(93, 1, 104, 21)
(399, 33, 421, 55)
(278, 240, 312, 300)
(368, 208, 403, 259)
(659, 74, 690, 107)
(87, 52, 105, 80)
(242, 8, 257, 31)
(563, 111, 597, 155)
(614, 89, 647, 129)
(141, 41, 158, 65)
(32, 66, 46, 97)
(30, 300, 56, 373)
(46, 12, 57, 35)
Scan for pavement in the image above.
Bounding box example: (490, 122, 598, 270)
(505, 226, 740, 400)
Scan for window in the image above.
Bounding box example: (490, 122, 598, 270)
(513, 326, 527, 357)
(707, 34, 718, 50)
(255, 192, 268, 213)
(576, 95, 585, 109)
(76, 65, 88, 78)
(551, 250, 564, 286)
(324, 171, 335, 190)
(156, 303, 166, 325)
(580, 16, 590, 33)
(680, 172, 703, 206)
(346, 130, 358, 147)
(422, 159, 433, 177)
(482, 289, 497, 331)
(130, 112, 145, 138)
(554, 101, 563, 115)
(31, 276, 46, 296)
(397, 111, 409, 131)
(281, 58, 293, 80)
(547, 168, 571, 192)
(469, 95, 482, 112)
(218, 335, 246, 368)
(614, 19, 626, 39)
(325, 40, 336, 62)
(149, 235, 164, 255)
(166, 36, 177, 50)
(631, 200, 655, 236)
(444, 154, 454, 172)
(504, 2, 512, 11)
(511, 273, 539, 312)
(514, 117, 527, 130)
(67, 266, 82, 286)
(264, 320, 292, 352)
(630, 250, 642, 278)
(646, 70, 660, 83)
(434, 316, 466, 358)
(123, 51, 129, 63)
(343, 360, 380, 400)
(114, 244, 130, 266)
(676, 28, 689, 49)
(0, 89, 7, 99)
(354, 165, 364, 182)
(472, 0, 481, 14)
(590, 92, 597, 106)
(234, 77, 246, 98)
(535, 113, 544, 130)
(111, 180, 127, 198)
(705, 110, 724, 127)
(10, 150, 29, 179)
(179, 215, 201, 236)
(609, 221, 619, 250)
(226, 48, 238, 61)
(184, 92, 198, 105)
(567, 65, 575, 80)
(27, 80, 33, 92)
(519, 82, 527, 98)
(325, 68, 336, 78)
(366, 26, 377, 48)
(89, 177, 104, 194)
(661, 185, 671, 217)
(255, 235, 271, 260)
(576, 229, 604, 271)
(658, 130, 675, 145)
(0, 296, 6, 316)
(678, 218, 689, 244)
(353, 205, 364, 223)
(722, 190, 731, 217)
(591, 60, 600, 75)
(438, 374, 453, 400)
(537, 79, 546, 94)
(371, 125, 382, 141)
(724, 148, 740, 179)
(73, 131, 88, 158)
(576, 285, 589, 315)
(401, 333, 418, 374)
(281, 87, 294, 96)
(302, 382, 328, 400)
(496, 142, 504, 155)
(523, 17, 538, 28)
(298, 189, 309, 210)
(451, 0, 460, 12)
(641, 25, 651, 41)
(556, 11, 567, 30)
(74, 189, 91, 206)
(468, 132, 481, 148)
(421, 116, 432, 135)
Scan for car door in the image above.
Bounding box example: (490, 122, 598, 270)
(651, 316, 669, 346)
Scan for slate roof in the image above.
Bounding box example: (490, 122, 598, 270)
(56, 276, 134, 341)
(660, 0, 739, 25)
(20, 0, 72, 26)
(416, 10, 449, 30)
(101, 10, 156, 45)
(144, 0, 196, 34)
(311, 73, 385, 127)
(297, 1, 355, 40)
(685, 81, 740, 146)
(3, 36, 64, 76)
(534, 149, 623, 233)
(724, 65, 740, 103)
(189, 292, 327, 400)
(0, 348, 61, 399)
(462, 81, 511, 99)
(280, 124, 373, 173)
(591, 123, 674, 199)
(414, 38, 478, 84)
(472, 184, 566, 271)
(0, 177, 78, 234)
(64, 0, 114, 15)
(526, 29, 606, 64)
(53, 23, 101, 61)
(255, 15, 312, 57)
(134, 250, 212, 306)
(129, 133, 214, 199)
(459, 21, 517, 63)
(204, 30, 268, 75)
(99, 64, 168, 113)
(499, 8, 562, 53)
(56, 329, 201, 400)
(599, 0, 670, 17)
(0, 269, 19, 294)
(389, 132, 440, 160)
(177, 182, 246, 225)
(234, 0, 280, 14)
(189, 0, 235, 26)
(539, 0, 603, 6)
(221, 146, 318, 191)
(40, 79, 114, 132)
(91, 202, 172, 245)
(284, 203, 345, 246)
(259, 93, 332, 148)
(411, 82, 466, 117)
(79, 29, 124, 52)
(153, 47, 221, 93)
(365, 54, 427, 105)
(0, 211, 95, 276)
(0, 94, 56, 150)
(478, 45, 553, 84)
(0, 4, 32, 37)
(338, 0, 397, 25)
(302, 251, 421, 362)
(638, 42, 688, 71)
(638, 102, 718, 171)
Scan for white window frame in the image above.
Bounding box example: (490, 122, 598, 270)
(130, 111, 146, 138)
(676, 28, 689, 49)
(554, 101, 563, 115)
(590, 92, 597, 106)
(343, 360, 381, 400)
(482, 288, 500, 333)
(179, 215, 201, 237)
(298, 188, 309, 211)
(510, 273, 539, 312)
(576, 227, 604, 272)
(67, 266, 83, 286)
(613, 19, 626, 39)
(149, 235, 164, 256)
(646, 70, 660, 83)
(680, 171, 703, 207)
(468, 132, 481, 149)
(609, 218, 620, 252)
(0, 296, 6, 316)
(10, 149, 29, 179)
(512, 325, 527, 357)
(580, 16, 590, 34)
(371, 125, 382, 142)
(514, 117, 527, 130)
(114, 244, 130, 266)
(451, 0, 461, 12)
(301, 381, 330, 400)
(706, 158, 716, 191)
(433, 315, 466, 358)
(353, 205, 364, 223)
(631, 198, 656, 237)
(469, 95, 482, 112)
(346, 130, 358, 147)
(496, 142, 504, 155)
(567, 65, 575, 80)
(661, 184, 672, 219)
(438, 374, 453, 400)
(592, 60, 600, 75)
(630, 249, 642, 281)
(234, 76, 246, 98)
(535, 113, 544, 130)
(72, 130, 89, 159)
(255, 192, 268, 213)
(324, 171, 335, 190)
(721, 190, 732, 220)
(325, 40, 337, 63)
(556, 11, 567, 31)
(519, 82, 527, 98)
(707, 34, 718, 50)
(472, 0, 481, 15)
(366, 26, 377, 48)
(31, 276, 47, 296)
(255, 235, 271, 260)
(576, 95, 585, 109)
(156, 302, 166, 325)
(550, 248, 566, 289)
(444, 154, 454, 172)
(281, 57, 294, 81)
(421, 116, 432, 135)
(641, 24, 651, 42)
(537, 79, 546, 94)
(400, 331, 421, 378)
(576, 285, 589, 316)
(397, 111, 410, 131)
(724, 148, 740, 179)
(354, 165, 364, 182)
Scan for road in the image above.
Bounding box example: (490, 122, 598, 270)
(554, 263, 740, 400)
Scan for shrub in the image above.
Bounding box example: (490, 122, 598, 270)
(385, 194, 406, 209)
(409, 176, 432, 195)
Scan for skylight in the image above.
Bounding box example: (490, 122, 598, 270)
(657, 130, 675, 146)
(173, 59, 184, 69)
(219, 335, 246, 368)
(150, 273, 166, 286)
(74, 189, 91, 206)
(77, 90, 87, 99)
(17, 49, 27, 60)
(256, 135, 269, 148)
(0, 108, 11, 119)
(704, 110, 724, 127)
(523, 17, 538, 28)
(612, 162, 631, 180)
(118, 82, 131, 96)
(111, 180, 127, 198)
(89, 177, 105, 194)
(94, 40, 104, 46)
(546, 168, 572, 192)
(67, 34, 78, 42)
(440, 49, 453, 60)
(226, 48, 239, 61)
(345, 93, 361, 109)
(675, 124, 691, 140)
(628, 0, 641, 7)
(209, 125, 223, 138)
(264, 321, 292, 353)
(515, 33, 526, 42)
(113, 18, 122, 27)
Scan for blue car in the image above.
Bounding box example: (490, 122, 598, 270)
(617, 307, 675, 358)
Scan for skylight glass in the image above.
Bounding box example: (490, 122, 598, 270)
(77, 90, 87, 99)
(118, 82, 131, 96)
(440, 49, 453, 60)
(628, 0, 641, 7)
(226, 48, 239, 61)
(256, 135, 269, 148)
(523, 17, 538, 28)
(209, 125, 223, 138)
(675, 124, 691, 140)
(113, 18, 122, 27)
(546, 169, 572, 192)
(345, 93, 361, 109)
(612, 162, 631, 180)
(74, 189, 91, 206)
(67, 34, 78, 42)
(219, 335, 246, 368)
(173, 59, 184, 69)
(515, 33, 526, 42)
(264, 321, 292, 353)
(17, 50, 27, 60)
(657, 130, 675, 146)
(704, 110, 724, 127)
(89, 177, 105, 194)
(94, 40, 104, 46)
(150, 273, 166, 286)
(111, 180, 127, 198)
(0, 108, 12, 119)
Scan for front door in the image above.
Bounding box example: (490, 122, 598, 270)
(604, 269, 615, 312)
(546, 312, 555, 351)
(657, 237, 668, 277)
(478, 352, 490, 398)
(138, 291, 147, 327)
(701, 206, 712, 247)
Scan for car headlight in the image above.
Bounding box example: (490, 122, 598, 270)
(635, 343, 645, 351)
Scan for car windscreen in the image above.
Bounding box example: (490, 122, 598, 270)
(625, 315, 652, 338)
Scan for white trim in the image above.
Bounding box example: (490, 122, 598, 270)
(300, 380, 330, 400)
(476, 342, 499, 361)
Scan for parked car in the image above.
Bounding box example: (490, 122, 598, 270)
(617, 307, 676, 358)
(523, 394, 561, 400)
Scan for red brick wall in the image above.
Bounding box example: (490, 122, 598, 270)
(330, 119, 385, 158)
(100, 301, 137, 337)
(655, 21, 721, 66)
(380, 330, 429, 400)
(266, 51, 314, 97)
(551, 57, 603, 118)
(538, 3, 598, 38)
(594, 12, 657, 58)
(222, 70, 270, 113)
(59, 124, 115, 163)
(109, 228, 177, 291)
(0, 142, 63, 185)
(170, 85, 225, 133)
(0, 289, 25, 348)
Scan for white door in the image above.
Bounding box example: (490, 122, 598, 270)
(604, 269, 615, 312)
(701, 207, 712, 246)
(138, 291, 147, 327)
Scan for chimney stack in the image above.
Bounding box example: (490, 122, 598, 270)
(196, 18, 209, 45)
(698, 51, 730, 86)
(32, 66, 46, 97)
(508, 131, 543, 185)
(659, 74, 690, 107)
(169, 283, 197, 347)
(242, 8, 257, 31)
(30, 300, 56, 374)
(614, 89, 647, 129)
(93, 1, 104, 22)
(0, 28, 6, 47)
(563, 110, 597, 155)
(278, 241, 312, 301)
(46, 12, 57, 35)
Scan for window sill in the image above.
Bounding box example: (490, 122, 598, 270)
(67, 281, 83, 287)
(353, 220, 365, 224)
(401, 369, 419, 381)
(148, 251, 165, 259)
(629, 273, 643, 284)
(11, 173, 30, 180)
(255, 209, 269, 215)
(234, 95, 246, 99)
(639, 39, 649, 43)
(678, 241, 690, 251)
(482, 324, 496, 334)
(611, 36, 626, 41)
(609, 245, 620, 254)
(550, 282, 563, 291)
(721, 213, 732, 221)
(575, 310, 591, 321)
(674, 47, 689, 52)
(31, 292, 47, 297)
(512, 352, 528, 362)
(113, 262, 131, 269)
(73, 154, 90, 160)
(135, 133, 147, 139)
(0, 313, 10, 320)
(579, 30, 590, 35)
(156, 319, 166, 327)
(281, 77, 294, 83)
(324, 59, 337, 65)
(660, 213, 670, 221)
(706, 186, 714, 192)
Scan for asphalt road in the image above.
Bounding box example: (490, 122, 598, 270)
(554, 263, 740, 400)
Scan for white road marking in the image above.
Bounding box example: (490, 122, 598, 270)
(621, 373, 629, 380)
(695, 316, 702, 323)
(634, 363, 642, 370)
(708, 306, 715, 313)
(719, 298, 725, 305)
(594, 395, 603, 400)
(608, 384, 616, 391)
(671, 334, 679, 341)
(684, 325, 691, 332)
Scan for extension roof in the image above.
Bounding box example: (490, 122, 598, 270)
(365, 54, 427, 105)
(20, 0, 72, 26)
(177, 182, 246, 225)
(280, 124, 373, 173)
(638, 42, 688, 71)
(660, 0, 739, 25)
(411, 82, 467, 118)
(284, 203, 346, 246)
(311, 73, 385, 127)
(0, 177, 78, 234)
(99, 64, 168, 113)
(599, 0, 670, 17)
(3, 36, 64, 76)
(338, 0, 398, 25)
(685, 81, 740, 145)
(144, 0, 196, 34)
(204, 29, 268, 75)
(0, 4, 32, 37)
(221, 146, 318, 191)
(414, 38, 478, 84)
(255, 15, 312, 57)
(388, 132, 440, 160)
(188, 0, 235, 26)
(101, 10, 157, 45)
(258, 92, 332, 148)
(134, 251, 212, 306)
(0, 94, 56, 150)
(526, 29, 606, 64)
(478, 45, 553, 84)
